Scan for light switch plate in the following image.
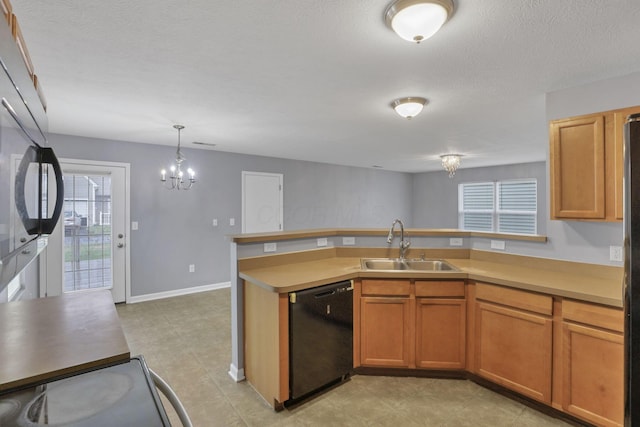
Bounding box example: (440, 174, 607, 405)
(229, 218, 235, 226)
(490, 240, 506, 250)
(212, 219, 218, 227)
(317, 238, 328, 247)
(342, 236, 355, 246)
(131, 221, 138, 230)
(264, 242, 277, 253)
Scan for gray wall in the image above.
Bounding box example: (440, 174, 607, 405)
(48, 134, 412, 297)
(412, 162, 547, 234)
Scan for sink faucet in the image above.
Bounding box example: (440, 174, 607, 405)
(387, 219, 411, 260)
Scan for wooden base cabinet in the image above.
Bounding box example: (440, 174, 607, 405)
(415, 281, 466, 369)
(561, 300, 624, 427)
(360, 280, 413, 367)
(359, 279, 466, 370)
(474, 283, 553, 403)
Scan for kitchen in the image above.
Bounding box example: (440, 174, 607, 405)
(1, 0, 640, 426)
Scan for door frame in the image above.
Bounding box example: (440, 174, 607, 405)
(40, 158, 131, 303)
(241, 171, 283, 233)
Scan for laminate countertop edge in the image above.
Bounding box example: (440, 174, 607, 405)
(0, 290, 131, 392)
(239, 257, 623, 308)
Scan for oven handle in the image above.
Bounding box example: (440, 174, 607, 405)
(38, 147, 64, 234)
(149, 368, 193, 427)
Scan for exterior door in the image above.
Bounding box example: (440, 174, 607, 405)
(44, 160, 129, 303)
(242, 171, 283, 233)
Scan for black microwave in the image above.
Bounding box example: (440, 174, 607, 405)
(0, 24, 63, 294)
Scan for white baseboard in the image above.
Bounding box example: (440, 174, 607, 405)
(228, 363, 245, 382)
(128, 281, 230, 304)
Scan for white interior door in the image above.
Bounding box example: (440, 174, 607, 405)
(242, 171, 283, 233)
(44, 160, 129, 303)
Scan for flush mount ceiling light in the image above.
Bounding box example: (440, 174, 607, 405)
(160, 125, 196, 190)
(440, 154, 462, 178)
(384, 0, 454, 43)
(391, 97, 427, 119)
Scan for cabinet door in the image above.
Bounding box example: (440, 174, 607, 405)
(475, 301, 552, 403)
(360, 297, 412, 367)
(613, 106, 640, 219)
(416, 298, 465, 369)
(562, 322, 623, 427)
(550, 114, 606, 219)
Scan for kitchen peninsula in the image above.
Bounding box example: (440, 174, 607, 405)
(231, 228, 624, 427)
(0, 290, 130, 391)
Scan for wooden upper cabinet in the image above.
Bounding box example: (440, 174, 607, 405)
(550, 105, 640, 221)
(550, 114, 606, 219)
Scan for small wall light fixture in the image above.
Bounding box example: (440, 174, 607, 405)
(384, 0, 454, 44)
(440, 154, 462, 177)
(391, 97, 427, 119)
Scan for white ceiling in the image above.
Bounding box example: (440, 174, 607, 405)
(10, 0, 640, 172)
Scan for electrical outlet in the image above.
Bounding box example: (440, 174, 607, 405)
(317, 238, 328, 247)
(212, 218, 218, 227)
(264, 242, 277, 253)
(490, 240, 506, 251)
(610, 245, 623, 262)
(189, 264, 195, 273)
(449, 237, 463, 246)
(342, 236, 355, 246)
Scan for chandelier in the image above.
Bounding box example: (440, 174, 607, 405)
(440, 154, 462, 178)
(160, 125, 195, 190)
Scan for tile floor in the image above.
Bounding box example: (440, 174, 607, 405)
(116, 289, 574, 427)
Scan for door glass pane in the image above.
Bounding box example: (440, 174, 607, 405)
(63, 173, 112, 293)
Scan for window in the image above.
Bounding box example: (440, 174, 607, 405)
(458, 179, 537, 235)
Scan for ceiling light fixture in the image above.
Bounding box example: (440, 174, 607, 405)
(440, 154, 462, 177)
(384, 0, 454, 43)
(160, 125, 196, 190)
(391, 97, 427, 119)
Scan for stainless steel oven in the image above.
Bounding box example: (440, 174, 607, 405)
(0, 18, 63, 295)
(0, 356, 192, 426)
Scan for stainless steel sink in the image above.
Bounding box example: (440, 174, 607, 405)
(360, 258, 459, 272)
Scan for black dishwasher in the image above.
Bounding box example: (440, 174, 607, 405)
(288, 280, 353, 401)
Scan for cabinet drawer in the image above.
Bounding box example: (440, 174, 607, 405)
(562, 299, 623, 332)
(476, 283, 552, 316)
(415, 280, 464, 298)
(361, 279, 410, 296)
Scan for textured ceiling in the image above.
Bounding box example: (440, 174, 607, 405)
(10, 0, 640, 172)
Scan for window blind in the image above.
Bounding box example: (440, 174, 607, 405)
(459, 179, 537, 235)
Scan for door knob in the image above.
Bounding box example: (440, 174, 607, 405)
(118, 233, 124, 238)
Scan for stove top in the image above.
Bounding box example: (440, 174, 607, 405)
(0, 356, 170, 426)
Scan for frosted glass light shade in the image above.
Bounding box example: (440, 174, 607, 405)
(385, 0, 454, 43)
(392, 97, 427, 119)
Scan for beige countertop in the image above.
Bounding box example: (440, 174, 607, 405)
(0, 290, 130, 392)
(239, 254, 623, 308)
